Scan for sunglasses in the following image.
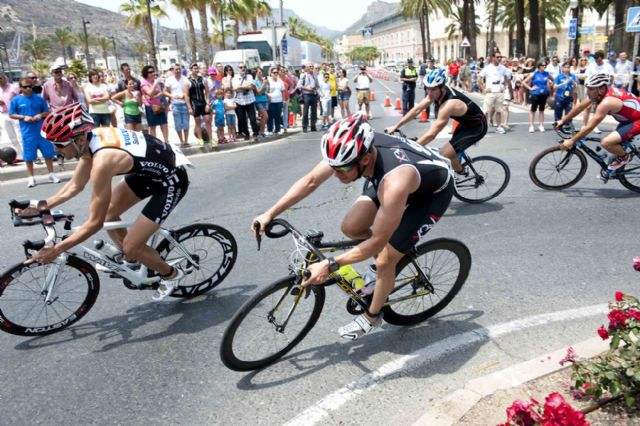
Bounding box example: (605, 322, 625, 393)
(53, 134, 82, 148)
(238, 66, 245, 69)
(21, 85, 33, 89)
(331, 160, 360, 174)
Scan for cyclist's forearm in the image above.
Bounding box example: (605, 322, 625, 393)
(53, 222, 102, 254)
(394, 101, 428, 129)
(46, 183, 81, 208)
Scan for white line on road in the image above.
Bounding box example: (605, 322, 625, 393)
(283, 304, 608, 426)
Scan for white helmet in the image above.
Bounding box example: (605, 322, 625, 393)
(585, 73, 610, 88)
(320, 113, 374, 167)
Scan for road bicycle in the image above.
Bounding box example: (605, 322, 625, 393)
(529, 123, 640, 192)
(219, 218, 471, 371)
(389, 130, 511, 203)
(0, 200, 238, 336)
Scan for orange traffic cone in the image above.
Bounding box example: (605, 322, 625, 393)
(288, 112, 295, 126)
(369, 90, 376, 101)
(394, 97, 402, 110)
(419, 110, 428, 123)
(383, 95, 392, 107)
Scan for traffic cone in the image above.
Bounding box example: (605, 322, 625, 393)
(394, 97, 402, 110)
(383, 95, 392, 107)
(288, 112, 295, 126)
(419, 110, 428, 122)
(369, 90, 376, 101)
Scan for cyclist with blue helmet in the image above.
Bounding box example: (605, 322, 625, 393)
(386, 67, 487, 177)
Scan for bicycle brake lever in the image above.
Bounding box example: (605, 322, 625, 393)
(253, 221, 262, 251)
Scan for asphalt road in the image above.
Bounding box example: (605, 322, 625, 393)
(0, 78, 638, 426)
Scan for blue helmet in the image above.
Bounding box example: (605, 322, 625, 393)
(424, 67, 447, 88)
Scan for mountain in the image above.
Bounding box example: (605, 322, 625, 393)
(343, 1, 400, 36)
(263, 7, 342, 41)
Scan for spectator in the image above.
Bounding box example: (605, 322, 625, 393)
(112, 77, 143, 131)
(575, 57, 589, 102)
(253, 67, 269, 137)
(223, 88, 237, 142)
(328, 62, 338, 120)
(185, 63, 211, 144)
(614, 52, 633, 89)
(298, 63, 319, 132)
(117, 63, 141, 92)
(458, 58, 471, 91)
(278, 67, 290, 132)
(232, 63, 259, 140)
(522, 61, 553, 132)
(479, 53, 511, 134)
(66, 72, 86, 109)
(26, 71, 42, 95)
(319, 73, 332, 129)
(42, 65, 79, 110)
(583, 50, 614, 133)
(607, 51, 617, 69)
(266, 66, 284, 135)
(207, 67, 220, 93)
(499, 57, 514, 130)
(512, 65, 524, 105)
(0, 72, 23, 161)
(447, 59, 460, 88)
(84, 69, 111, 128)
(163, 64, 190, 146)
(215, 62, 224, 86)
(140, 64, 169, 143)
(8, 77, 59, 187)
(285, 68, 300, 128)
(352, 65, 372, 118)
(400, 58, 418, 114)
(98, 70, 118, 127)
(336, 68, 351, 118)
(211, 89, 226, 144)
(553, 62, 577, 124)
(545, 56, 560, 80)
(221, 65, 234, 91)
(632, 57, 640, 96)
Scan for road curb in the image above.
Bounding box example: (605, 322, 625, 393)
(412, 336, 609, 426)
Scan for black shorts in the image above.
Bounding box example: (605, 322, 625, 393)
(362, 175, 454, 253)
(125, 166, 190, 224)
(450, 119, 488, 153)
(331, 96, 337, 108)
(191, 102, 209, 118)
(530, 94, 547, 112)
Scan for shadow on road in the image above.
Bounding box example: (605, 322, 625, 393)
(530, 186, 640, 199)
(448, 201, 507, 216)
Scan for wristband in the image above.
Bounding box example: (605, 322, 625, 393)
(29, 200, 40, 208)
(326, 257, 339, 273)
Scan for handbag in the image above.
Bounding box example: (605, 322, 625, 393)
(151, 104, 165, 115)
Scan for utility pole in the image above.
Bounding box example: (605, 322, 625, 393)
(172, 31, 180, 63)
(82, 17, 91, 68)
(280, 0, 284, 26)
(109, 36, 119, 70)
(220, 0, 226, 50)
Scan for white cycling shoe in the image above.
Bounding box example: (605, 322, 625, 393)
(153, 266, 185, 301)
(338, 313, 382, 340)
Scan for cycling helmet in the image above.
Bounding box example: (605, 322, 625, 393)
(41, 102, 94, 143)
(585, 73, 610, 88)
(424, 67, 447, 88)
(321, 112, 374, 167)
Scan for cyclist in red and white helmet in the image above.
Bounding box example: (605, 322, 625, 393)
(23, 102, 192, 301)
(253, 112, 454, 340)
(557, 73, 640, 171)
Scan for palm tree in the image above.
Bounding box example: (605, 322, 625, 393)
(444, 7, 481, 41)
(131, 41, 148, 65)
(527, 0, 540, 58)
(486, 0, 499, 57)
(97, 37, 111, 69)
(52, 28, 75, 65)
(120, 0, 167, 68)
(514, 0, 526, 57)
(227, 0, 254, 44)
(24, 38, 51, 62)
(401, 0, 451, 61)
(288, 17, 300, 37)
(251, 0, 272, 31)
(209, 15, 233, 50)
(75, 31, 95, 67)
(191, 0, 211, 64)
(171, 0, 197, 63)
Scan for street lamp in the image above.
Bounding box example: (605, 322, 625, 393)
(81, 18, 91, 68)
(109, 36, 118, 70)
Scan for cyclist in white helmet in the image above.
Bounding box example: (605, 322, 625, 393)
(386, 67, 487, 178)
(253, 113, 454, 340)
(557, 73, 640, 170)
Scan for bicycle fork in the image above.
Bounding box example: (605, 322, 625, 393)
(159, 231, 199, 272)
(42, 253, 68, 304)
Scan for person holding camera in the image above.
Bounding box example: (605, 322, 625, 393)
(353, 66, 373, 118)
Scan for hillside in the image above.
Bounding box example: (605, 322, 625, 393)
(343, 1, 400, 35)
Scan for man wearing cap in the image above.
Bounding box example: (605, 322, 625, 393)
(607, 51, 617, 69)
(42, 65, 79, 111)
(400, 58, 418, 114)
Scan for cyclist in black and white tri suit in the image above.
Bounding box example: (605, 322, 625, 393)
(23, 103, 190, 300)
(253, 113, 454, 340)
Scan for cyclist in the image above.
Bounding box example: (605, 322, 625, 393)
(557, 73, 640, 171)
(21, 103, 190, 300)
(385, 68, 488, 178)
(253, 113, 454, 340)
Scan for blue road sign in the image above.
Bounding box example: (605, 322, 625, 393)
(627, 7, 640, 32)
(281, 37, 288, 55)
(568, 18, 577, 40)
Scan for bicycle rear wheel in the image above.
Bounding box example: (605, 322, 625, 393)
(529, 146, 587, 190)
(0, 256, 99, 336)
(220, 276, 325, 371)
(618, 153, 640, 193)
(155, 223, 237, 297)
(382, 238, 471, 326)
(454, 156, 510, 203)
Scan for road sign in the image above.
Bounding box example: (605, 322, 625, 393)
(281, 37, 287, 55)
(460, 37, 470, 47)
(568, 18, 577, 40)
(579, 26, 594, 35)
(627, 7, 640, 32)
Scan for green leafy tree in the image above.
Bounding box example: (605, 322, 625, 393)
(401, 0, 451, 60)
(51, 28, 75, 65)
(171, 0, 197, 63)
(67, 58, 88, 80)
(348, 46, 380, 65)
(97, 37, 111, 69)
(31, 61, 50, 77)
(444, 7, 481, 43)
(24, 38, 51, 62)
(251, 0, 272, 31)
(120, 0, 168, 68)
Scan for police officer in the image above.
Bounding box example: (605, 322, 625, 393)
(400, 58, 418, 114)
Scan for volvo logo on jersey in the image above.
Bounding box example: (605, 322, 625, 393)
(393, 148, 410, 163)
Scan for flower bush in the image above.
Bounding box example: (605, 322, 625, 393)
(498, 392, 588, 426)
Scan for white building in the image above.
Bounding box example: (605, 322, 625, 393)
(157, 43, 180, 71)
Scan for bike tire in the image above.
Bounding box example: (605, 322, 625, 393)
(617, 153, 640, 193)
(454, 155, 510, 203)
(529, 146, 587, 190)
(155, 223, 237, 298)
(0, 256, 99, 336)
(220, 275, 325, 371)
(382, 238, 471, 326)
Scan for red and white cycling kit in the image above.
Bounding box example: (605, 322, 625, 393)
(604, 87, 640, 141)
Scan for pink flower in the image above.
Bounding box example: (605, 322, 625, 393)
(597, 325, 609, 340)
(629, 309, 640, 321)
(633, 256, 640, 272)
(559, 347, 576, 366)
(615, 291, 624, 302)
(542, 393, 588, 426)
(505, 399, 542, 425)
(607, 309, 629, 330)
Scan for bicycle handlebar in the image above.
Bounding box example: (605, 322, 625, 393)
(258, 218, 326, 262)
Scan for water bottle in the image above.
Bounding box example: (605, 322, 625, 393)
(337, 265, 364, 289)
(93, 239, 123, 262)
(360, 265, 377, 296)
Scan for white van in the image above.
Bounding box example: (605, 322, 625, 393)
(212, 49, 260, 73)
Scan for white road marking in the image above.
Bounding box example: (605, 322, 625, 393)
(283, 304, 608, 426)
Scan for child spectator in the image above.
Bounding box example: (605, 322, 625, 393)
(212, 89, 226, 144)
(319, 73, 332, 129)
(223, 89, 237, 142)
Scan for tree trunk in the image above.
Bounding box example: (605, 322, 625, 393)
(197, 4, 210, 65)
(573, 2, 582, 59)
(252, 18, 258, 31)
(508, 24, 514, 58)
(488, 0, 498, 57)
(527, 0, 540, 58)
(184, 10, 197, 64)
(540, 0, 546, 56)
(515, 0, 526, 57)
(610, 0, 625, 53)
(424, 4, 431, 59)
(468, 0, 477, 58)
(61, 44, 67, 66)
(418, 4, 426, 61)
(145, 1, 158, 70)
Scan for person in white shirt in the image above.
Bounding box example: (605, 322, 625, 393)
(318, 73, 332, 129)
(266, 66, 285, 135)
(583, 50, 615, 133)
(545, 56, 561, 80)
(614, 52, 633, 89)
(478, 53, 512, 134)
(162, 64, 191, 146)
(223, 89, 237, 142)
(353, 66, 373, 117)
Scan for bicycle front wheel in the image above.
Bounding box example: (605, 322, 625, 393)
(155, 223, 238, 298)
(382, 238, 471, 326)
(0, 256, 99, 336)
(454, 156, 510, 203)
(529, 146, 587, 190)
(618, 153, 640, 193)
(220, 276, 325, 371)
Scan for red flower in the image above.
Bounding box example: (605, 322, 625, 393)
(505, 399, 542, 425)
(607, 309, 629, 330)
(597, 325, 609, 340)
(542, 393, 589, 426)
(615, 291, 624, 302)
(559, 347, 576, 365)
(629, 309, 640, 321)
(633, 256, 640, 272)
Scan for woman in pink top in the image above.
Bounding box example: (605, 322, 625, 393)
(140, 65, 169, 143)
